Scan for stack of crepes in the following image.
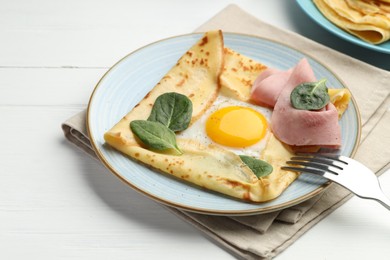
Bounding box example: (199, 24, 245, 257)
(314, 0, 390, 44)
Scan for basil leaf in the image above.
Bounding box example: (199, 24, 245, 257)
(148, 92, 193, 132)
(130, 120, 182, 155)
(290, 79, 330, 111)
(239, 155, 273, 178)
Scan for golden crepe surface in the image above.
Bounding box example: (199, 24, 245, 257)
(314, 0, 390, 44)
(328, 88, 351, 118)
(220, 47, 267, 102)
(104, 31, 350, 203)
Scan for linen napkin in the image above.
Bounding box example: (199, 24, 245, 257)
(62, 4, 390, 259)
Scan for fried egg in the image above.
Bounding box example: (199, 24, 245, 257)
(177, 95, 272, 158)
(104, 31, 300, 203)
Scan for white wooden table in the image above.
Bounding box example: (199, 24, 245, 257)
(1, 1, 389, 259)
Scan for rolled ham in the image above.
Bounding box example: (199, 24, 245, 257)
(250, 68, 292, 107)
(251, 58, 341, 148)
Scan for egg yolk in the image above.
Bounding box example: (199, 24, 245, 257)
(206, 106, 268, 147)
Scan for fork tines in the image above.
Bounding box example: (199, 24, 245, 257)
(282, 154, 390, 210)
(282, 154, 347, 176)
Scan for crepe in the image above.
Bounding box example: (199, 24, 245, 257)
(104, 31, 349, 202)
(220, 47, 267, 101)
(314, 0, 390, 44)
(104, 30, 224, 148)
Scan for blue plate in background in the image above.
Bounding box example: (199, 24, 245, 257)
(296, 0, 390, 54)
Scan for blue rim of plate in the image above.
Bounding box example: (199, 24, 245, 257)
(87, 32, 361, 216)
(296, 0, 390, 54)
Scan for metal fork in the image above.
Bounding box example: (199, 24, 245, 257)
(282, 154, 390, 210)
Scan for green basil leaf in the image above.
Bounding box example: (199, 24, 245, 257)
(290, 79, 330, 111)
(148, 92, 193, 132)
(130, 120, 182, 155)
(239, 155, 273, 178)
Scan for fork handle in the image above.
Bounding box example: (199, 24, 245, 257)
(372, 168, 390, 211)
(374, 192, 390, 211)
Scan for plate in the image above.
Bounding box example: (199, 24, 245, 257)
(296, 0, 390, 54)
(87, 32, 361, 216)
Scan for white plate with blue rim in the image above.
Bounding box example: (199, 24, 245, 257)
(296, 0, 390, 54)
(87, 32, 361, 216)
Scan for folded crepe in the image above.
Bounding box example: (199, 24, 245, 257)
(103, 30, 351, 203)
(314, 0, 390, 44)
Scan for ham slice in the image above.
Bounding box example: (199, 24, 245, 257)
(251, 58, 341, 148)
(251, 68, 292, 107)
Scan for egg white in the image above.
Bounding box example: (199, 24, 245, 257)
(177, 95, 272, 158)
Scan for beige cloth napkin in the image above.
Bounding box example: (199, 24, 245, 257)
(62, 5, 390, 259)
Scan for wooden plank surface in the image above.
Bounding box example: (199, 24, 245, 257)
(1, 0, 389, 259)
